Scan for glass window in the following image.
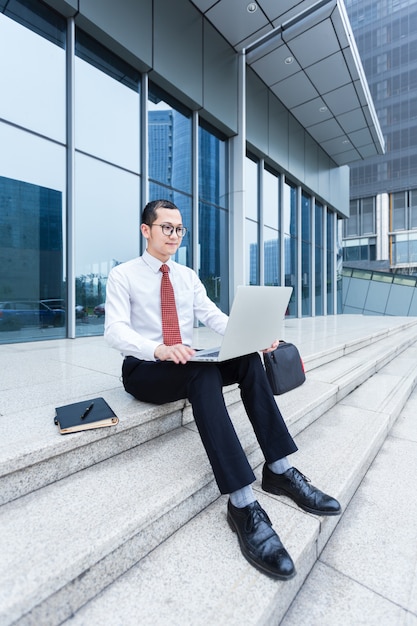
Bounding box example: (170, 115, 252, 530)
(263, 167, 279, 229)
(410, 189, 417, 228)
(199, 202, 228, 309)
(409, 233, 417, 262)
(315, 201, 324, 316)
(246, 220, 259, 285)
(392, 191, 407, 230)
(263, 167, 280, 286)
(148, 183, 192, 268)
(148, 84, 192, 196)
(0, 10, 66, 142)
(392, 233, 409, 264)
(283, 178, 297, 238)
(75, 30, 140, 172)
(362, 197, 375, 234)
(336, 218, 343, 313)
(301, 192, 311, 316)
(1, 0, 66, 47)
(75, 29, 140, 90)
(346, 200, 359, 236)
(245, 156, 258, 221)
(0, 4, 66, 344)
(74, 34, 141, 337)
(283, 179, 297, 316)
(327, 209, 335, 315)
(199, 121, 227, 207)
(264, 226, 279, 286)
(198, 121, 228, 311)
(75, 155, 140, 337)
(0, 175, 65, 343)
(245, 155, 259, 284)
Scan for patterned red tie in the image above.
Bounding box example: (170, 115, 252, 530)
(160, 264, 182, 346)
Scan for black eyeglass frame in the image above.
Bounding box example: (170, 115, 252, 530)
(149, 223, 188, 237)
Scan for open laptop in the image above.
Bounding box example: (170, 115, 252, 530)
(190, 285, 292, 362)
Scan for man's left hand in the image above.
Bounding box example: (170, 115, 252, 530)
(262, 339, 279, 353)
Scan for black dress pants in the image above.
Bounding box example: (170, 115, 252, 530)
(122, 353, 298, 494)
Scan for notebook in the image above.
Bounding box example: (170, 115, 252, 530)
(191, 285, 292, 362)
(54, 397, 118, 434)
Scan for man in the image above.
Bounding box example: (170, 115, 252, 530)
(105, 199, 341, 580)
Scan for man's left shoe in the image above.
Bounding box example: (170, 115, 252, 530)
(262, 465, 341, 516)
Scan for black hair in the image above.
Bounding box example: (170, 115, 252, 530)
(141, 199, 179, 225)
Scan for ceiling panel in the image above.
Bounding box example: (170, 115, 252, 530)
(349, 128, 373, 147)
(305, 52, 352, 93)
(338, 109, 367, 134)
(205, 0, 270, 47)
(307, 118, 344, 143)
(189, 0, 385, 165)
(292, 97, 333, 127)
(283, 20, 340, 67)
(251, 43, 301, 84)
(271, 72, 319, 109)
(323, 84, 361, 116)
(189, 0, 217, 11)
(260, 0, 302, 22)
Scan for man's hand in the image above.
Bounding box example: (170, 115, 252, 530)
(262, 339, 280, 354)
(154, 343, 196, 364)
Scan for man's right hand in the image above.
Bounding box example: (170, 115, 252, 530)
(154, 344, 196, 364)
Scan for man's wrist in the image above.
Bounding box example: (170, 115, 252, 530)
(154, 344, 164, 359)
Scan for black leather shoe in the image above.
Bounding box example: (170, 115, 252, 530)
(262, 465, 341, 516)
(227, 499, 295, 580)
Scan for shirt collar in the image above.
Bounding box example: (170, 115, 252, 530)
(142, 249, 173, 273)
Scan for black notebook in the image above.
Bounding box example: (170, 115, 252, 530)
(54, 397, 118, 434)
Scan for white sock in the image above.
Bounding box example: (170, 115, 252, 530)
(268, 457, 291, 474)
(229, 484, 256, 508)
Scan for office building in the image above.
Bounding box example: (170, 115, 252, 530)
(0, 0, 384, 344)
(344, 0, 417, 274)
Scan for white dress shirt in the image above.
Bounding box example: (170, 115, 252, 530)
(104, 249, 229, 361)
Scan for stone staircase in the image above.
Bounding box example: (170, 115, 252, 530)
(1, 315, 417, 625)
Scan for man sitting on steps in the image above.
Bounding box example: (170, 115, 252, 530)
(104, 198, 341, 580)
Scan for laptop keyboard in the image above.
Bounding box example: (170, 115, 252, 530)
(197, 350, 219, 358)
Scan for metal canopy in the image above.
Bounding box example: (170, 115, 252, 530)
(190, 0, 385, 165)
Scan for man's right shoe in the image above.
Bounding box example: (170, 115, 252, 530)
(227, 499, 295, 580)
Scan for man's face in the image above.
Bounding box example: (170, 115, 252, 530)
(141, 208, 184, 262)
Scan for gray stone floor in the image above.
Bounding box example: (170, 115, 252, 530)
(1, 314, 417, 625)
(281, 383, 417, 626)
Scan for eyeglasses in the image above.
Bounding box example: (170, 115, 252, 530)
(150, 223, 188, 237)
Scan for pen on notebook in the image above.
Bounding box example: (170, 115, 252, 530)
(80, 402, 94, 420)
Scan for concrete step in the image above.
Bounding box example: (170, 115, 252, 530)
(1, 340, 417, 626)
(280, 385, 417, 625)
(2, 318, 416, 506)
(59, 341, 417, 626)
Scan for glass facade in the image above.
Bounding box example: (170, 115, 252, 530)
(0, 3, 67, 342)
(263, 167, 280, 287)
(343, 197, 377, 262)
(243, 158, 336, 317)
(246, 155, 259, 285)
(301, 192, 312, 316)
(344, 0, 417, 274)
(74, 29, 141, 337)
(315, 201, 324, 316)
(148, 85, 192, 268)
(347, 0, 417, 198)
(0, 0, 342, 345)
(283, 179, 298, 317)
(327, 209, 335, 315)
(198, 122, 229, 311)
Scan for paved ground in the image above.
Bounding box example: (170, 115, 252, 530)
(281, 384, 417, 625)
(1, 314, 417, 625)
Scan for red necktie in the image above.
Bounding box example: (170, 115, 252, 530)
(160, 264, 182, 346)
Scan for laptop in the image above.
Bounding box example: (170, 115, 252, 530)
(190, 285, 292, 362)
